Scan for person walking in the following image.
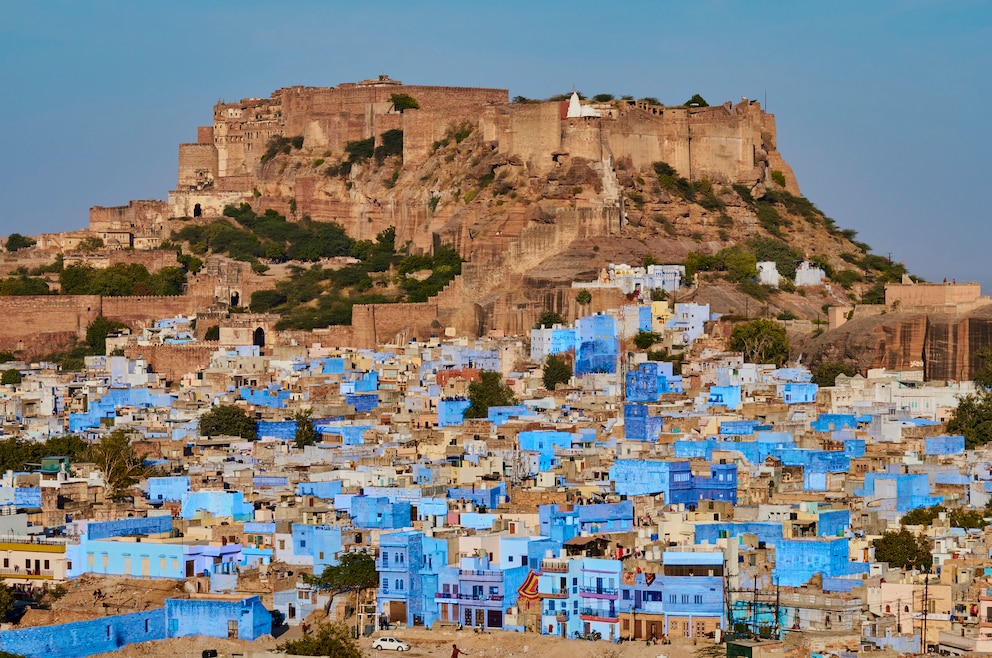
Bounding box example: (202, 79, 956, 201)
(451, 643, 469, 658)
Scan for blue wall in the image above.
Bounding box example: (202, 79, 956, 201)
(0, 609, 165, 658)
(165, 596, 271, 640)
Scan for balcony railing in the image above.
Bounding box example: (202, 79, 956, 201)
(542, 560, 569, 573)
(0, 568, 55, 579)
(579, 586, 618, 597)
(579, 608, 618, 622)
(540, 590, 568, 599)
(457, 593, 503, 601)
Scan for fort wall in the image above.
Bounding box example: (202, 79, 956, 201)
(89, 200, 169, 233)
(177, 143, 218, 188)
(123, 343, 217, 383)
(885, 283, 986, 310)
(0, 295, 102, 353)
(63, 249, 181, 272)
(488, 102, 561, 175)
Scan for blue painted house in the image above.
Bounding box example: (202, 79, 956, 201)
(376, 530, 448, 627)
(435, 553, 528, 629)
(575, 314, 618, 375)
(618, 551, 724, 640)
(610, 460, 737, 504)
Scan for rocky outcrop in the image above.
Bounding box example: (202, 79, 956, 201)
(800, 304, 992, 381)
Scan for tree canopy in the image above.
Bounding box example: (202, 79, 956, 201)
(1, 369, 22, 385)
(293, 408, 317, 449)
(85, 316, 127, 355)
(872, 527, 932, 570)
(277, 622, 363, 658)
(5, 233, 36, 252)
(199, 405, 257, 440)
(946, 389, 992, 449)
(90, 429, 153, 500)
(390, 93, 420, 112)
(902, 505, 989, 529)
(0, 435, 88, 473)
(309, 551, 378, 593)
(813, 361, 856, 387)
(685, 93, 709, 107)
(465, 371, 516, 419)
(0, 584, 15, 621)
(536, 310, 564, 328)
(729, 319, 789, 366)
(633, 331, 661, 350)
(543, 354, 572, 391)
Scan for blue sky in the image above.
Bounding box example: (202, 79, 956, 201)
(1, 1, 990, 286)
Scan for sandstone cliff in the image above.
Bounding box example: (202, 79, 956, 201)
(798, 304, 992, 382)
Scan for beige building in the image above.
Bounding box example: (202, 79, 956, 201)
(0, 538, 69, 585)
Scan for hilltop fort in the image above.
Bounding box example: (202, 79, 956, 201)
(5, 75, 990, 380)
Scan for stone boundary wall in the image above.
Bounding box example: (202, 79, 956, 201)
(124, 343, 217, 383)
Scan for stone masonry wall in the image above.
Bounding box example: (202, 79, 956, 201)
(0, 295, 102, 352)
(123, 343, 217, 383)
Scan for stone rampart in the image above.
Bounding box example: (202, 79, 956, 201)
(885, 283, 986, 311)
(89, 200, 169, 233)
(101, 295, 203, 326)
(0, 295, 101, 352)
(124, 343, 217, 383)
(177, 143, 218, 188)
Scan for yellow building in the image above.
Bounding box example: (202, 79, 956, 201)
(0, 538, 69, 585)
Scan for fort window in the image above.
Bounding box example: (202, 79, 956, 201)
(230, 292, 240, 307)
(193, 203, 202, 218)
(253, 327, 265, 347)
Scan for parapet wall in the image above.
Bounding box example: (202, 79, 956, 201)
(89, 200, 169, 233)
(885, 283, 986, 311)
(0, 295, 102, 352)
(177, 143, 218, 188)
(123, 343, 217, 383)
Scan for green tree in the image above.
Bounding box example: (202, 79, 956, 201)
(465, 371, 516, 419)
(293, 408, 318, 449)
(575, 289, 592, 307)
(650, 288, 667, 301)
(277, 622, 363, 658)
(901, 506, 943, 526)
(872, 527, 932, 570)
(592, 93, 615, 102)
(947, 389, 992, 449)
(685, 93, 709, 107)
(390, 93, 420, 112)
(308, 551, 379, 632)
(1, 369, 22, 385)
(44, 435, 89, 462)
(729, 319, 789, 366)
(5, 233, 36, 252)
(85, 317, 127, 355)
(543, 354, 572, 391)
(948, 508, 989, 529)
(78, 236, 104, 251)
(203, 325, 220, 341)
(199, 404, 257, 440)
(310, 551, 377, 592)
(0, 583, 14, 620)
(633, 331, 661, 350)
(973, 347, 992, 390)
(813, 361, 856, 387)
(89, 429, 152, 500)
(536, 310, 564, 328)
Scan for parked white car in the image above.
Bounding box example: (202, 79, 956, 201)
(372, 636, 411, 652)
